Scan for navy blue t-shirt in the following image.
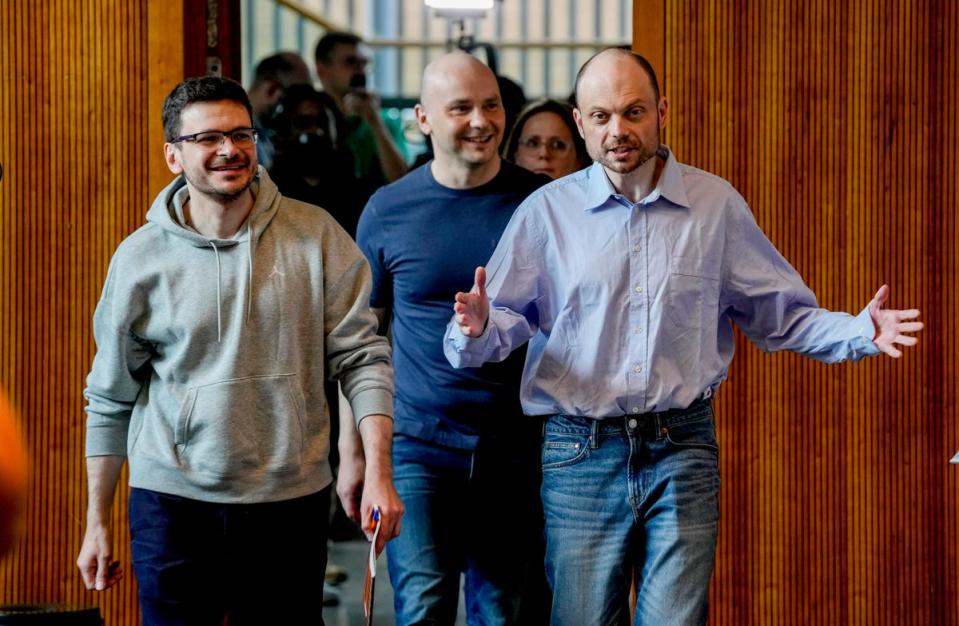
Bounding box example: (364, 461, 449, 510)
(357, 161, 547, 449)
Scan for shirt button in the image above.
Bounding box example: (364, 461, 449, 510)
(628, 418, 638, 429)
(631, 406, 640, 414)
(635, 326, 642, 334)
(634, 286, 642, 293)
(633, 365, 642, 373)
(633, 244, 641, 252)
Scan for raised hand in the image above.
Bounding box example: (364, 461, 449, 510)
(453, 267, 490, 338)
(868, 284, 923, 358)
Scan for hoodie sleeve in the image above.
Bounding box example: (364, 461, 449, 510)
(321, 225, 394, 425)
(83, 255, 155, 457)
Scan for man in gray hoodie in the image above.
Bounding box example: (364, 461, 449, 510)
(75, 76, 401, 625)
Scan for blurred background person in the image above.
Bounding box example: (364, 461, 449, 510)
(314, 31, 407, 199)
(246, 51, 312, 170)
(503, 99, 588, 179)
(267, 83, 365, 237)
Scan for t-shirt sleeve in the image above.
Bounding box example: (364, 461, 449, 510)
(356, 197, 393, 310)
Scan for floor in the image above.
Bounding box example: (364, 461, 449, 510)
(324, 540, 467, 626)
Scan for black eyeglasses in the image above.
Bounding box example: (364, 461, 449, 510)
(517, 137, 572, 154)
(171, 128, 258, 149)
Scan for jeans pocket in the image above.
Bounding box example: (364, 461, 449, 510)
(663, 412, 719, 453)
(542, 434, 590, 470)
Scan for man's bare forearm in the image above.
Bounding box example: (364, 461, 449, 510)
(357, 414, 393, 479)
(85, 455, 125, 523)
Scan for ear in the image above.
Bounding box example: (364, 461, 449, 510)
(414, 103, 431, 136)
(572, 108, 586, 139)
(265, 80, 283, 105)
(658, 96, 669, 132)
(164, 143, 184, 175)
(315, 61, 329, 82)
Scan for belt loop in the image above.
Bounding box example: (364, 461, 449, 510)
(589, 419, 600, 449)
(655, 413, 666, 440)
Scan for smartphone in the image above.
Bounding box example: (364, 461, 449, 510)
(349, 73, 367, 90)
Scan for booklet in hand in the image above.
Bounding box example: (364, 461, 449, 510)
(362, 505, 382, 625)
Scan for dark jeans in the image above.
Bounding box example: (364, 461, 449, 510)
(386, 433, 549, 625)
(129, 486, 330, 626)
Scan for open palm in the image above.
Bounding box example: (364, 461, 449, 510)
(868, 284, 923, 358)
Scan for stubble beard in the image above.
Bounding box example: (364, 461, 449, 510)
(597, 128, 661, 175)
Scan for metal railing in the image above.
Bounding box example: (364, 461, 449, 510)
(244, 0, 632, 100)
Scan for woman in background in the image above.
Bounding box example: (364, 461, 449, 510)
(503, 99, 589, 179)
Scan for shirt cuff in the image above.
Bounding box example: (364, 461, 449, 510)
(447, 318, 492, 352)
(853, 305, 881, 357)
(854, 305, 877, 341)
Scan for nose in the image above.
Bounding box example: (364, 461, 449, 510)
(216, 135, 241, 156)
(469, 107, 489, 128)
(607, 115, 625, 136)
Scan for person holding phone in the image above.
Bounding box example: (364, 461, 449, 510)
(315, 31, 407, 198)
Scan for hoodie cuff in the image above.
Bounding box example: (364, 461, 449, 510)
(85, 423, 129, 457)
(350, 387, 394, 427)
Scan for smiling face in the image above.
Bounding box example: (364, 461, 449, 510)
(573, 50, 667, 176)
(513, 111, 582, 179)
(415, 54, 504, 179)
(163, 100, 258, 203)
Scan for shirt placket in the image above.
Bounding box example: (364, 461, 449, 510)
(625, 200, 649, 415)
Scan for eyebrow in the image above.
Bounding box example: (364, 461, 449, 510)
(445, 96, 500, 107)
(191, 126, 255, 135)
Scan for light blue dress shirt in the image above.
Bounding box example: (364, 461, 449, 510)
(444, 152, 879, 418)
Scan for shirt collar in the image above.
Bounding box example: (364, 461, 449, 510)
(584, 146, 691, 211)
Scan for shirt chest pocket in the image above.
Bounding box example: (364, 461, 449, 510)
(666, 257, 720, 330)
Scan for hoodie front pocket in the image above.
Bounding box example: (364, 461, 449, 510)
(175, 374, 304, 479)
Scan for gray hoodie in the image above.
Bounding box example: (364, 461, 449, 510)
(84, 169, 393, 503)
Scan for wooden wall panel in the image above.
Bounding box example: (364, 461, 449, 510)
(635, 0, 958, 623)
(0, 2, 182, 624)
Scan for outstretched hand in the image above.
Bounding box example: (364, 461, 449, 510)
(868, 285, 923, 358)
(453, 267, 490, 338)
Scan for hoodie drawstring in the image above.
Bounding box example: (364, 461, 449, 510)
(209, 241, 223, 342)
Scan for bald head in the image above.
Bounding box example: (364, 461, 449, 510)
(420, 52, 498, 111)
(415, 52, 505, 185)
(574, 48, 660, 108)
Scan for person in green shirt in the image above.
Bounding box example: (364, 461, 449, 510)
(315, 31, 407, 198)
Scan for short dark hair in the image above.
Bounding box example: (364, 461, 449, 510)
(162, 76, 253, 141)
(314, 31, 362, 64)
(503, 99, 589, 167)
(252, 51, 308, 88)
(572, 48, 660, 109)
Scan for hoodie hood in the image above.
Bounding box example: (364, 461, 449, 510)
(146, 166, 281, 246)
(145, 166, 282, 340)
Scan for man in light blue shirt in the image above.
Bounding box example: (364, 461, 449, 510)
(444, 48, 922, 625)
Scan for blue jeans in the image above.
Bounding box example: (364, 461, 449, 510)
(387, 433, 548, 626)
(129, 486, 330, 626)
(541, 401, 720, 626)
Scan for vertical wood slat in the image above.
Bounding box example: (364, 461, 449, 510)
(636, 0, 958, 623)
(0, 2, 182, 624)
